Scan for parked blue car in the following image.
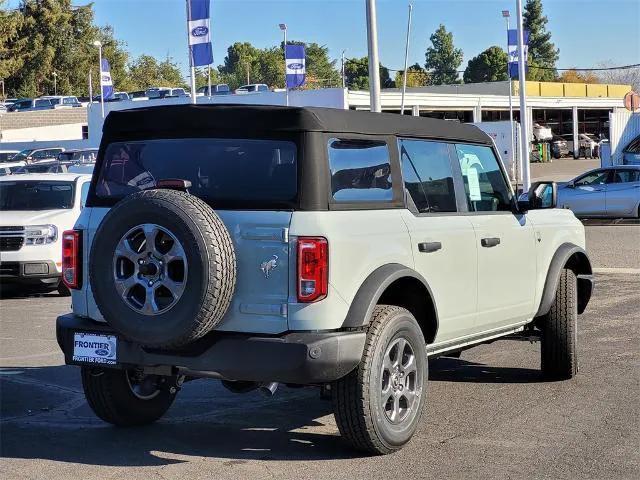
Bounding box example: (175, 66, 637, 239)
(623, 135, 640, 165)
(557, 165, 640, 218)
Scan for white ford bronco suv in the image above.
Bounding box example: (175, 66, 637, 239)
(56, 105, 593, 455)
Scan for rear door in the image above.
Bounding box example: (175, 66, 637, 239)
(398, 139, 478, 343)
(606, 169, 640, 217)
(82, 136, 298, 334)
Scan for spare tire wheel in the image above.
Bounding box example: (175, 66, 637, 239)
(90, 189, 236, 348)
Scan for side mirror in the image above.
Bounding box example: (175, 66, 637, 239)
(566, 181, 575, 189)
(528, 181, 558, 209)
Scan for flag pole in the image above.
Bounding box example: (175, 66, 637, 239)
(516, 0, 530, 192)
(186, 0, 196, 104)
(97, 45, 104, 118)
(280, 24, 289, 106)
(365, 0, 381, 113)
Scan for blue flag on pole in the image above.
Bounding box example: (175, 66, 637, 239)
(187, 0, 213, 67)
(507, 29, 529, 79)
(100, 58, 114, 100)
(285, 44, 305, 89)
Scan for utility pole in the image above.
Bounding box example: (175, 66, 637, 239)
(400, 3, 413, 115)
(365, 0, 381, 112)
(52, 71, 57, 96)
(516, 0, 531, 191)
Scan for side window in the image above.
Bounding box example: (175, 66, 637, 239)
(455, 144, 513, 212)
(613, 170, 640, 183)
(328, 138, 392, 202)
(575, 170, 610, 186)
(80, 182, 91, 208)
(399, 139, 457, 213)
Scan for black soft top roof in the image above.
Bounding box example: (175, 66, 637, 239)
(102, 104, 492, 145)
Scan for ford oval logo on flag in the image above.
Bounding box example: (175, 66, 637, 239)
(287, 62, 304, 70)
(191, 25, 209, 37)
(95, 349, 109, 357)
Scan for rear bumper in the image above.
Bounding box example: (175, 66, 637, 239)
(56, 314, 366, 385)
(0, 260, 60, 284)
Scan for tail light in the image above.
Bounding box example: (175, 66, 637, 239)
(62, 230, 82, 289)
(297, 237, 328, 303)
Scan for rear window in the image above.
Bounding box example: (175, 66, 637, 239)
(0, 181, 75, 210)
(94, 138, 297, 208)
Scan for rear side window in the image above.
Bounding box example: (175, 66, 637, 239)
(399, 139, 457, 213)
(455, 144, 513, 212)
(613, 169, 640, 183)
(328, 138, 392, 202)
(94, 138, 297, 209)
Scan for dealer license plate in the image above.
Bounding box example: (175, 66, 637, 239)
(72, 332, 118, 365)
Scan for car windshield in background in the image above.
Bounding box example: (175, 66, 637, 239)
(11, 149, 34, 162)
(95, 138, 297, 208)
(0, 181, 75, 210)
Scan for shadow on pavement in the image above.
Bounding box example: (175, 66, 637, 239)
(1, 355, 547, 466)
(429, 357, 543, 384)
(0, 284, 63, 299)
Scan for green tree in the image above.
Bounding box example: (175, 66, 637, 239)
(424, 24, 463, 85)
(218, 42, 259, 89)
(394, 63, 429, 88)
(523, 0, 559, 81)
(344, 57, 394, 90)
(127, 55, 185, 90)
(194, 66, 221, 89)
(463, 46, 508, 83)
(1, 0, 129, 97)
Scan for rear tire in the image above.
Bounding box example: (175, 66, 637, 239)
(81, 367, 176, 426)
(332, 306, 427, 455)
(540, 269, 578, 380)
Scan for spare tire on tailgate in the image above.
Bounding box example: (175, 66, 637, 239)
(90, 189, 236, 348)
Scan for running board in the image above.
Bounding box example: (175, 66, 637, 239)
(427, 325, 527, 357)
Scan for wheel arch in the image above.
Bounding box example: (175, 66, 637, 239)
(341, 263, 438, 344)
(536, 243, 593, 318)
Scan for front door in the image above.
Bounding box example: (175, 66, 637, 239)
(565, 169, 611, 217)
(453, 143, 537, 332)
(398, 139, 478, 343)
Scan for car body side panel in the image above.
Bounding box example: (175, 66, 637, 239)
(525, 208, 586, 313)
(606, 180, 640, 217)
(287, 210, 413, 331)
(558, 185, 607, 217)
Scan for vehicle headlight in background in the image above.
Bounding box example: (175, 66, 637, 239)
(25, 224, 58, 245)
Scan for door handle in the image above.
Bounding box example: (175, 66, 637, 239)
(418, 241, 442, 253)
(481, 237, 501, 248)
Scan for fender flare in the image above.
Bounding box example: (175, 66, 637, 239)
(341, 263, 438, 333)
(535, 242, 593, 317)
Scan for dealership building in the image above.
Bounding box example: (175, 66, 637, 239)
(0, 80, 633, 161)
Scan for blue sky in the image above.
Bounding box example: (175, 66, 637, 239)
(12, 0, 640, 76)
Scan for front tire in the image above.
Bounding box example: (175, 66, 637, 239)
(540, 269, 578, 380)
(332, 306, 427, 455)
(81, 367, 177, 426)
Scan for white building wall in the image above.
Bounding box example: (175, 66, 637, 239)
(609, 108, 640, 164)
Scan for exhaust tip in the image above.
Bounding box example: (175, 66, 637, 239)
(259, 382, 279, 397)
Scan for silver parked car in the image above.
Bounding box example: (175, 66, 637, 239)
(558, 166, 640, 218)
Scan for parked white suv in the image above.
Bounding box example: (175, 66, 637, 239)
(0, 173, 92, 294)
(56, 106, 593, 455)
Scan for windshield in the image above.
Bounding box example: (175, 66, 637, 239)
(0, 181, 75, 210)
(95, 138, 297, 208)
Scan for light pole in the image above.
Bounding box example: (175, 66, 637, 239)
(400, 3, 413, 115)
(516, 0, 531, 192)
(93, 40, 104, 118)
(52, 71, 57, 96)
(502, 10, 517, 182)
(279, 23, 288, 106)
(341, 49, 346, 89)
(365, 0, 381, 112)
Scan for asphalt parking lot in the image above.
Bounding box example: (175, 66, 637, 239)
(1, 224, 638, 480)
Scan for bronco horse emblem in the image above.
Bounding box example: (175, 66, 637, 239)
(260, 255, 278, 278)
